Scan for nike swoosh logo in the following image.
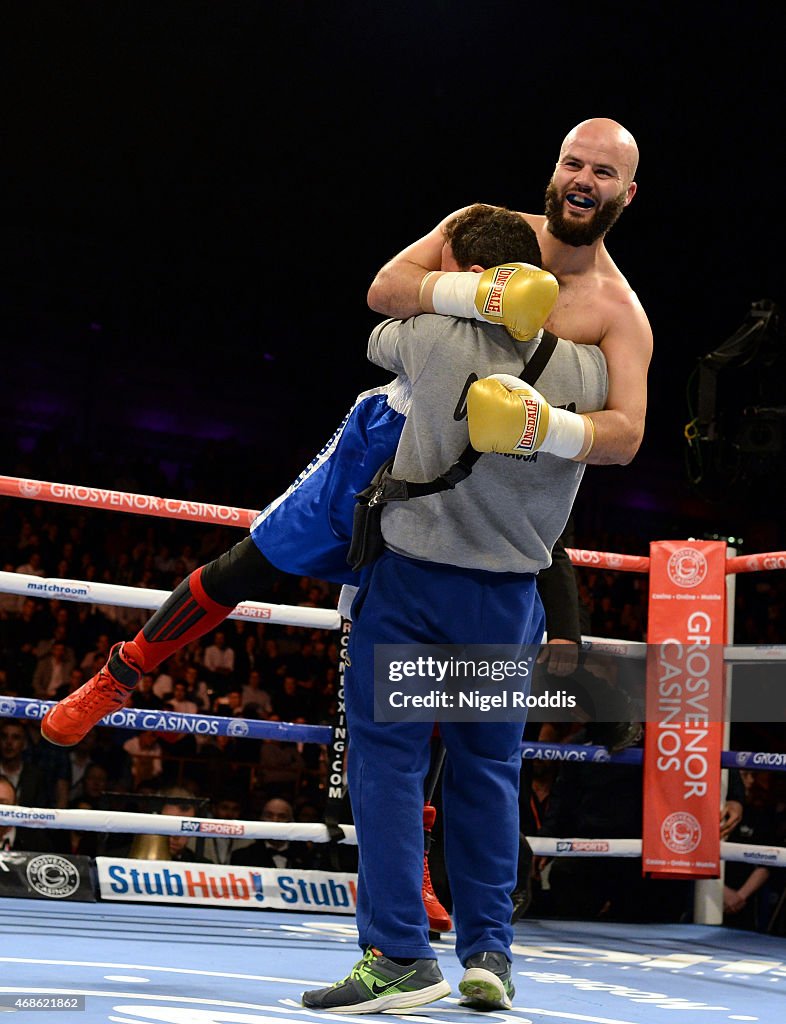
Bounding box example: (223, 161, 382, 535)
(371, 970, 417, 995)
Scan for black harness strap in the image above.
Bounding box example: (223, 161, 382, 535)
(347, 331, 559, 572)
(372, 329, 558, 504)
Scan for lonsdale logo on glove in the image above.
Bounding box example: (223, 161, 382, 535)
(467, 374, 589, 460)
(430, 261, 559, 342)
(514, 394, 543, 452)
(480, 266, 518, 318)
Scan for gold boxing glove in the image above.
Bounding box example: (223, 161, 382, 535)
(467, 374, 589, 459)
(429, 263, 558, 342)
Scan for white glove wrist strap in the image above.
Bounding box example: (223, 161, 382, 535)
(431, 272, 486, 321)
(540, 407, 586, 459)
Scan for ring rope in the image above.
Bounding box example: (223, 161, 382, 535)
(520, 740, 786, 772)
(565, 547, 650, 573)
(1, 697, 783, 771)
(0, 804, 355, 844)
(581, 635, 786, 661)
(1, 804, 782, 867)
(3, 475, 786, 575)
(0, 570, 341, 631)
(0, 475, 261, 528)
(0, 697, 331, 743)
(6, 561, 785, 664)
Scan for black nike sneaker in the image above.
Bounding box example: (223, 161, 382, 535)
(459, 950, 515, 1010)
(301, 947, 450, 1013)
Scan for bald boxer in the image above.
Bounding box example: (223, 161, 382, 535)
(369, 117, 651, 469)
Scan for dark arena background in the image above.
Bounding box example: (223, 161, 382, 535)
(1, 4, 786, 1023)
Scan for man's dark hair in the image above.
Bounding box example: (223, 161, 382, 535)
(444, 203, 541, 271)
(157, 785, 198, 814)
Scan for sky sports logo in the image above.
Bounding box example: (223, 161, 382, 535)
(556, 840, 610, 853)
(180, 820, 245, 836)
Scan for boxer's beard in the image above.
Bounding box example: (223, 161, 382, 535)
(545, 181, 627, 246)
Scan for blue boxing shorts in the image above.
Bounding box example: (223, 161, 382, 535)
(250, 376, 411, 585)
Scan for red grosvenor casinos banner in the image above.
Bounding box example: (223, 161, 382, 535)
(643, 541, 726, 879)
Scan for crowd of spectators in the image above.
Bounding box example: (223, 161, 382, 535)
(1, 456, 785, 931)
(0, 488, 344, 831)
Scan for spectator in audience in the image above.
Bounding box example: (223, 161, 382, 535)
(0, 721, 49, 806)
(158, 786, 211, 862)
(33, 613, 74, 658)
(2, 598, 42, 689)
(272, 675, 303, 722)
(203, 630, 235, 691)
(241, 670, 273, 718)
(155, 712, 198, 785)
(153, 545, 178, 583)
(200, 792, 255, 865)
(0, 774, 54, 852)
(24, 723, 71, 808)
(724, 769, 780, 931)
(213, 687, 243, 717)
(182, 664, 210, 710)
(16, 549, 45, 579)
(230, 797, 314, 869)
(80, 633, 112, 675)
(258, 727, 305, 801)
(123, 730, 164, 788)
(32, 640, 76, 699)
(77, 762, 110, 805)
(179, 544, 199, 576)
(234, 632, 262, 681)
(192, 732, 255, 795)
(721, 769, 745, 840)
(169, 680, 198, 715)
(66, 798, 101, 857)
(512, 754, 559, 921)
(67, 734, 100, 803)
(64, 667, 86, 697)
(259, 637, 284, 681)
(130, 673, 164, 710)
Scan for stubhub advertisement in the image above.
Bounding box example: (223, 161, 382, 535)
(96, 857, 357, 914)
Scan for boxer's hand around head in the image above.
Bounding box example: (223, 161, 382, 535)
(429, 263, 558, 342)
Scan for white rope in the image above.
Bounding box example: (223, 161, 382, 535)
(0, 570, 340, 630)
(528, 837, 642, 857)
(0, 804, 356, 845)
(526, 836, 786, 866)
(4, 805, 784, 865)
(4, 571, 783, 660)
(581, 635, 786, 663)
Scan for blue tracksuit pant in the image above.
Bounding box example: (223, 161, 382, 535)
(344, 548, 544, 963)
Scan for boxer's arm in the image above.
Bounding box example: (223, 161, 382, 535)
(367, 208, 470, 317)
(582, 299, 652, 466)
(468, 299, 652, 464)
